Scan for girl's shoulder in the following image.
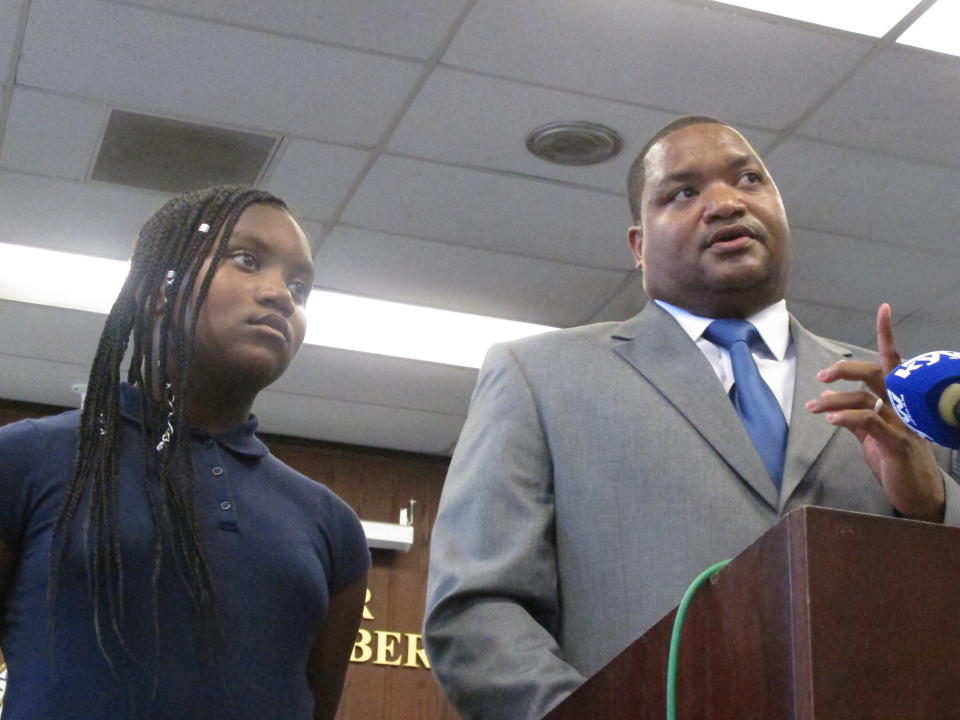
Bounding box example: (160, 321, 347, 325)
(0, 409, 81, 460)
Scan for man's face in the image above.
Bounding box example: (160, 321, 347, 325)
(190, 203, 314, 392)
(627, 122, 790, 319)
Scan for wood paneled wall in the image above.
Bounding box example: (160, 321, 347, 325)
(0, 399, 461, 720)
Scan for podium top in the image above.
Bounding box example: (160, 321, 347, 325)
(548, 506, 960, 719)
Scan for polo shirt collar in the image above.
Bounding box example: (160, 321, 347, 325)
(118, 382, 270, 458)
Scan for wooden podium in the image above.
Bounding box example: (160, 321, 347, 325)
(547, 507, 960, 719)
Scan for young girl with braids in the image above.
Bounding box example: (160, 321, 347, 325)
(0, 186, 369, 719)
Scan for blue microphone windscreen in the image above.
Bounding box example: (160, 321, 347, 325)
(885, 351, 960, 449)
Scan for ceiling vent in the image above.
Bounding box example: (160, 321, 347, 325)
(91, 110, 279, 194)
(525, 121, 622, 166)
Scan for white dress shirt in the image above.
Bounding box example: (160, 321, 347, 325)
(655, 299, 796, 423)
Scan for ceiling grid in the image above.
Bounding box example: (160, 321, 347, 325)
(1, 0, 959, 454)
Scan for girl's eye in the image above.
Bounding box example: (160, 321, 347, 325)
(287, 280, 309, 303)
(670, 186, 696, 202)
(739, 171, 762, 185)
(231, 251, 258, 270)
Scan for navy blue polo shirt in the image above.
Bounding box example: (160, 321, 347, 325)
(0, 383, 370, 719)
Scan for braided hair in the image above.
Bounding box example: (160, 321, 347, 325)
(48, 185, 290, 667)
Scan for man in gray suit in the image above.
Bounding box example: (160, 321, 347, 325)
(424, 116, 959, 720)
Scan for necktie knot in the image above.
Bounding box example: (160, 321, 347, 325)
(703, 318, 760, 352)
(702, 318, 786, 489)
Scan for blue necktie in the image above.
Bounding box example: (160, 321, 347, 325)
(703, 319, 787, 488)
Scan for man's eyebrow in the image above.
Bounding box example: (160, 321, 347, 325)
(654, 153, 758, 188)
(726, 153, 755, 169)
(656, 169, 699, 187)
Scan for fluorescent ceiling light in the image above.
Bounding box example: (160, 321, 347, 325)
(0, 242, 553, 369)
(0, 242, 130, 314)
(711, 0, 916, 37)
(305, 291, 551, 368)
(897, 0, 960, 57)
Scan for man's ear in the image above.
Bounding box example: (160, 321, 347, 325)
(627, 225, 643, 270)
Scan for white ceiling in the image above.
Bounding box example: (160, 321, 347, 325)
(2, 0, 960, 455)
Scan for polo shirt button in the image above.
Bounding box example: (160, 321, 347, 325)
(220, 501, 232, 511)
(212, 466, 224, 476)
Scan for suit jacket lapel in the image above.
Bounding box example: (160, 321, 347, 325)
(611, 303, 779, 510)
(779, 316, 857, 508)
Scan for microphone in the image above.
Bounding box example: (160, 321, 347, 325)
(885, 351, 960, 449)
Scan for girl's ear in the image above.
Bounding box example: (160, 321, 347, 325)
(161, 270, 177, 308)
(146, 270, 178, 315)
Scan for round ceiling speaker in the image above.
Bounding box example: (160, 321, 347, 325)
(525, 121, 623, 166)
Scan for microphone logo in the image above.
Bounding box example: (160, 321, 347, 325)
(892, 350, 960, 380)
(885, 389, 934, 442)
(885, 350, 960, 449)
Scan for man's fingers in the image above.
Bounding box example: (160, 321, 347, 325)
(805, 389, 878, 414)
(817, 360, 886, 397)
(876, 303, 902, 374)
(822, 408, 897, 444)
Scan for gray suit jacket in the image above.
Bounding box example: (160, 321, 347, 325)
(424, 303, 960, 720)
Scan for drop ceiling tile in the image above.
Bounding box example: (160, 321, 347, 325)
(317, 225, 629, 326)
(799, 46, 960, 168)
(389, 68, 777, 195)
(787, 228, 959, 315)
(787, 301, 876, 348)
(444, 0, 872, 130)
(342, 155, 633, 270)
(585, 273, 646, 324)
(0, 88, 106, 179)
(253, 389, 465, 455)
(274, 343, 478, 417)
(391, 69, 655, 196)
(915, 283, 960, 327)
(0, 303, 134, 386)
(0, 353, 89, 408)
(133, 0, 471, 59)
(881, 316, 960, 359)
(0, 0, 25, 88)
(19, 0, 422, 146)
(262, 139, 369, 222)
(0, 301, 104, 365)
(767, 138, 960, 255)
(0, 171, 167, 258)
